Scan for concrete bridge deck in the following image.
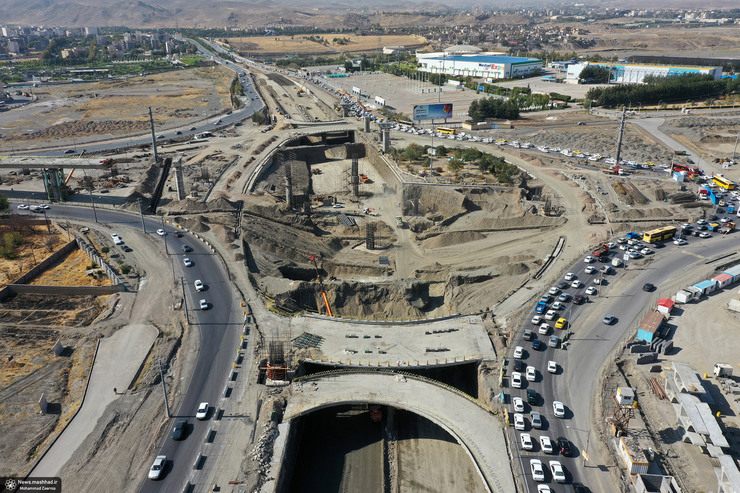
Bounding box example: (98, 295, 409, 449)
(283, 370, 514, 493)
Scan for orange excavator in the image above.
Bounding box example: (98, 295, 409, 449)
(311, 255, 333, 316)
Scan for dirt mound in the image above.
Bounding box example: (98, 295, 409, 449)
(422, 231, 486, 249)
(403, 185, 467, 220)
(174, 215, 211, 232)
(6, 120, 149, 141)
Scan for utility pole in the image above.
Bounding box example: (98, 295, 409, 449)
(138, 198, 146, 232)
(88, 190, 98, 223)
(156, 360, 171, 418)
(149, 106, 159, 164)
(181, 276, 190, 325)
(615, 106, 627, 164)
(161, 216, 168, 255)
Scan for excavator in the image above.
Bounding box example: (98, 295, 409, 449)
(311, 255, 333, 316)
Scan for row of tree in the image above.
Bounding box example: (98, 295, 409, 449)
(586, 73, 740, 108)
(394, 144, 520, 184)
(468, 97, 520, 122)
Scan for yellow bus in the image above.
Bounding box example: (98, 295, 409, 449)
(713, 174, 737, 190)
(436, 127, 456, 135)
(643, 226, 677, 243)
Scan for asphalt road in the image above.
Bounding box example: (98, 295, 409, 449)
(12, 202, 244, 492)
(509, 230, 739, 492)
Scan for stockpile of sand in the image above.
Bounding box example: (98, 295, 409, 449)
(422, 231, 486, 249)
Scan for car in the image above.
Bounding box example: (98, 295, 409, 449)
(17, 204, 29, 210)
(520, 432, 534, 450)
(548, 286, 560, 295)
(556, 280, 568, 290)
(585, 286, 598, 295)
(540, 294, 552, 303)
(697, 224, 708, 231)
(570, 280, 583, 289)
(540, 435, 553, 454)
(697, 219, 708, 225)
(577, 121, 586, 125)
(552, 401, 565, 418)
(122, 245, 133, 252)
(513, 396, 524, 413)
(721, 216, 731, 223)
(183, 257, 193, 267)
(171, 419, 188, 440)
(674, 238, 687, 246)
(564, 272, 575, 281)
(538, 323, 550, 335)
(600, 265, 612, 274)
(593, 277, 605, 285)
(174, 231, 184, 238)
(584, 255, 595, 263)
(199, 299, 208, 310)
(557, 292, 570, 302)
(619, 244, 629, 251)
(523, 329, 535, 341)
(514, 412, 526, 430)
(603, 314, 616, 325)
(513, 359, 525, 372)
(189, 126, 197, 131)
(332, 203, 344, 208)
(527, 388, 538, 405)
(549, 460, 566, 483)
(531, 315, 542, 325)
(607, 242, 617, 249)
(551, 301, 565, 310)
(156, 229, 166, 236)
(691, 230, 701, 237)
(555, 318, 567, 330)
(700, 232, 712, 238)
(110, 234, 123, 245)
(616, 237, 627, 244)
(215, 119, 222, 124)
(532, 339, 542, 350)
(157, 134, 165, 139)
(530, 459, 545, 481)
(547, 360, 557, 374)
(194, 280, 205, 291)
(181, 244, 193, 253)
(514, 346, 524, 359)
(653, 241, 665, 248)
(641, 247, 653, 255)
(537, 486, 552, 493)
(628, 250, 642, 259)
(642, 282, 655, 292)
(175, 130, 183, 135)
(548, 335, 559, 348)
(526, 366, 536, 382)
(584, 265, 596, 274)
(573, 294, 584, 304)
(511, 371, 523, 388)
(544, 309, 557, 321)
(196, 402, 209, 419)
(557, 437, 573, 456)
(148, 455, 167, 480)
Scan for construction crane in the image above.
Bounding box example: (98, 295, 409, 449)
(297, 80, 307, 96)
(64, 149, 87, 184)
(310, 255, 333, 316)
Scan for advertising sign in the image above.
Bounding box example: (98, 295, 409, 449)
(352, 86, 361, 94)
(413, 103, 453, 121)
(374, 96, 385, 107)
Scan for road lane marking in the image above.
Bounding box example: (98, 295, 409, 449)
(681, 251, 704, 259)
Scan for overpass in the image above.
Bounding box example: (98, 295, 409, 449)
(283, 370, 515, 493)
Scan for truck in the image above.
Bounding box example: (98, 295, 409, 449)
(626, 232, 641, 240)
(535, 301, 547, 314)
(395, 216, 404, 228)
(714, 363, 733, 378)
(591, 243, 609, 260)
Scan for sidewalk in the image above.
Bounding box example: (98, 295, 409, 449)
(31, 323, 158, 478)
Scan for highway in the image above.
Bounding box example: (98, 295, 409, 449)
(508, 229, 739, 492)
(13, 202, 245, 492)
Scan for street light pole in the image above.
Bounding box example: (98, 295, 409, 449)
(161, 216, 168, 255)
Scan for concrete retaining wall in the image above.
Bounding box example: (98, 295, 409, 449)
(14, 240, 78, 285)
(75, 236, 123, 286)
(363, 137, 402, 194)
(6, 284, 124, 296)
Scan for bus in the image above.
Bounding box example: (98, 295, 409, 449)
(713, 174, 737, 190)
(436, 127, 456, 135)
(643, 226, 677, 243)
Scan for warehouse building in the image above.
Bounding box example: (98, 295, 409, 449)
(416, 52, 543, 80)
(566, 61, 722, 84)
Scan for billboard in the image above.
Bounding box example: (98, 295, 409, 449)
(413, 103, 453, 121)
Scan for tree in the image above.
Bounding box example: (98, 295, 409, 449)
(578, 65, 610, 83)
(0, 193, 8, 212)
(447, 160, 464, 174)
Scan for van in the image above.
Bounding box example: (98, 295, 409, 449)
(611, 258, 623, 267)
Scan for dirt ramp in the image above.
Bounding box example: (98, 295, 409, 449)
(403, 185, 467, 220)
(422, 231, 487, 249)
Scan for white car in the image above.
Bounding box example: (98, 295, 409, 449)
(549, 460, 566, 483)
(641, 248, 653, 255)
(526, 366, 536, 382)
(194, 279, 205, 291)
(540, 435, 553, 454)
(616, 237, 627, 244)
(199, 299, 209, 310)
(544, 310, 557, 321)
(674, 238, 687, 246)
(148, 455, 166, 480)
(513, 396, 524, 412)
(584, 255, 595, 263)
(607, 242, 617, 249)
(584, 266, 596, 274)
(531, 315, 542, 325)
(551, 301, 564, 310)
(552, 400, 565, 418)
(570, 280, 583, 289)
(538, 323, 550, 335)
(585, 286, 598, 295)
(156, 228, 166, 236)
(514, 346, 524, 359)
(537, 486, 552, 493)
(17, 204, 29, 210)
(183, 257, 193, 267)
(531, 411, 542, 429)
(564, 272, 575, 281)
(332, 203, 344, 208)
(548, 286, 560, 295)
(547, 361, 557, 374)
(111, 234, 123, 245)
(196, 402, 209, 420)
(511, 371, 523, 388)
(696, 219, 708, 225)
(514, 413, 525, 430)
(520, 432, 534, 451)
(530, 459, 545, 481)
(699, 232, 712, 238)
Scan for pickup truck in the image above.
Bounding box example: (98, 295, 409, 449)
(535, 301, 547, 314)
